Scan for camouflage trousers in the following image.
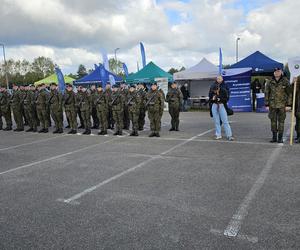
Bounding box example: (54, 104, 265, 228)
(268, 108, 286, 133)
(37, 107, 49, 129)
(169, 105, 180, 130)
(123, 105, 130, 129)
(24, 105, 37, 130)
(12, 106, 24, 129)
(113, 110, 124, 132)
(65, 109, 77, 130)
(138, 107, 146, 130)
(129, 109, 139, 132)
(148, 108, 161, 133)
(50, 108, 63, 130)
(81, 110, 91, 130)
(0, 105, 12, 128)
(97, 109, 108, 132)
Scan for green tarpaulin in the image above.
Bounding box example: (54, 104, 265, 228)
(34, 74, 75, 86)
(126, 61, 173, 83)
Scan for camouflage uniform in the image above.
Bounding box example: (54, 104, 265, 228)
(64, 88, 77, 134)
(121, 87, 130, 130)
(0, 89, 12, 130)
(95, 90, 108, 135)
(10, 89, 24, 131)
(265, 76, 292, 142)
(137, 87, 146, 130)
(111, 89, 125, 135)
(35, 88, 49, 132)
(166, 87, 183, 131)
(293, 77, 300, 142)
(105, 88, 114, 129)
(145, 87, 164, 137)
(127, 89, 141, 136)
(23, 89, 37, 132)
(49, 89, 64, 133)
(76, 90, 85, 129)
(77, 91, 92, 134)
(90, 89, 99, 129)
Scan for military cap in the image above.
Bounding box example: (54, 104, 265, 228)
(112, 83, 120, 88)
(50, 82, 58, 86)
(66, 83, 73, 87)
(274, 67, 282, 72)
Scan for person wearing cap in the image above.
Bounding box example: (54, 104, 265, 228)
(111, 83, 125, 135)
(35, 83, 49, 133)
(23, 84, 37, 132)
(121, 82, 130, 130)
(127, 84, 141, 136)
(265, 68, 292, 143)
(105, 82, 115, 130)
(137, 82, 147, 130)
(19, 84, 28, 126)
(10, 84, 24, 131)
(166, 81, 183, 131)
(90, 84, 99, 130)
(0, 85, 12, 131)
(77, 85, 92, 135)
(75, 86, 85, 129)
(145, 82, 165, 137)
(31, 84, 40, 127)
(95, 85, 108, 135)
(64, 83, 77, 134)
(49, 82, 63, 134)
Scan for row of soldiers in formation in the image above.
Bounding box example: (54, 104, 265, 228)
(0, 81, 183, 137)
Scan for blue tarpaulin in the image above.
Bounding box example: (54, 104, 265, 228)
(230, 51, 283, 73)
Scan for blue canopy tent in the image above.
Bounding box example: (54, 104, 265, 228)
(74, 65, 123, 87)
(230, 51, 283, 73)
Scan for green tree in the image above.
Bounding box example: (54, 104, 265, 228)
(109, 58, 123, 75)
(168, 68, 179, 75)
(32, 56, 55, 78)
(77, 64, 88, 78)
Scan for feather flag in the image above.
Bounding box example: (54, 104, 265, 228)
(55, 67, 65, 94)
(102, 50, 109, 71)
(140, 42, 146, 68)
(123, 63, 129, 77)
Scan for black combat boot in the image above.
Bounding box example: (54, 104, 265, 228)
(0, 126, 2, 130)
(65, 125, 70, 129)
(169, 128, 175, 131)
(130, 131, 135, 136)
(38, 128, 45, 133)
(32, 128, 37, 132)
(134, 130, 139, 136)
(277, 133, 283, 143)
(44, 128, 49, 133)
(155, 132, 160, 137)
(53, 129, 59, 134)
(58, 129, 63, 134)
(113, 131, 119, 136)
(4, 126, 12, 131)
(26, 128, 33, 132)
(270, 132, 277, 143)
(118, 131, 123, 136)
(149, 132, 155, 137)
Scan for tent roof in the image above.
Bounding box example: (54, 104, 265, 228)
(126, 61, 173, 83)
(34, 74, 75, 86)
(230, 51, 283, 73)
(74, 65, 123, 85)
(173, 58, 219, 80)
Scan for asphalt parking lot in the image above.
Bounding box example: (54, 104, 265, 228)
(0, 112, 299, 249)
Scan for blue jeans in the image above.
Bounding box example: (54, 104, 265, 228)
(212, 103, 232, 137)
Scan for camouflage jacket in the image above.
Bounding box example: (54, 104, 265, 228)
(77, 91, 91, 112)
(90, 89, 97, 108)
(166, 88, 183, 107)
(127, 90, 142, 113)
(35, 89, 49, 109)
(265, 76, 292, 109)
(145, 89, 164, 112)
(49, 90, 63, 111)
(95, 90, 108, 112)
(10, 90, 22, 109)
(110, 90, 125, 111)
(64, 90, 76, 111)
(0, 91, 10, 107)
(23, 91, 35, 108)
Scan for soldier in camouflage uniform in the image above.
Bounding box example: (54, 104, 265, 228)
(265, 68, 292, 143)
(31, 84, 40, 127)
(19, 85, 28, 126)
(121, 82, 130, 130)
(64, 83, 77, 134)
(49, 82, 63, 133)
(111, 84, 125, 135)
(127, 84, 141, 136)
(78, 86, 92, 135)
(166, 82, 183, 131)
(90, 85, 99, 129)
(137, 82, 147, 130)
(105, 82, 114, 129)
(0, 85, 12, 131)
(10, 84, 24, 131)
(76, 86, 85, 129)
(145, 82, 165, 137)
(35, 83, 49, 133)
(95, 85, 108, 135)
(23, 85, 37, 132)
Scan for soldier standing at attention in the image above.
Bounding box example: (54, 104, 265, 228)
(90, 84, 99, 129)
(121, 82, 130, 130)
(36, 83, 49, 133)
(137, 82, 147, 131)
(49, 82, 63, 134)
(23, 85, 37, 132)
(19, 85, 28, 126)
(76, 86, 85, 129)
(127, 84, 141, 136)
(78, 86, 92, 135)
(145, 82, 164, 137)
(265, 68, 292, 143)
(95, 85, 108, 135)
(64, 83, 77, 134)
(11, 84, 24, 131)
(0, 85, 12, 131)
(105, 82, 114, 130)
(111, 83, 125, 136)
(166, 81, 183, 131)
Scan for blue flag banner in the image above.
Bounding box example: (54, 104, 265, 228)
(140, 42, 146, 68)
(102, 50, 109, 71)
(99, 64, 107, 88)
(222, 68, 252, 112)
(219, 48, 223, 75)
(123, 63, 129, 76)
(109, 74, 116, 86)
(55, 67, 65, 94)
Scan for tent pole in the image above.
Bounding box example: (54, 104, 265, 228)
(290, 78, 297, 146)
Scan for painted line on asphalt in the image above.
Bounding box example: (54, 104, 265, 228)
(57, 128, 213, 205)
(0, 134, 69, 152)
(0, 137, 119, 176)
(223, 144, 283, 238)
(210, 229, 258, 244)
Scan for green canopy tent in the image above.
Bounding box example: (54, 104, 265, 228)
(126, 61, 173, 84)
(34, 74, 75, 86)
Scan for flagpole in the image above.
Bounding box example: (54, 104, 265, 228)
(290, 78, 297, 146)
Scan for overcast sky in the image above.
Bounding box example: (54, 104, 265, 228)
(0, 0, 299, 74)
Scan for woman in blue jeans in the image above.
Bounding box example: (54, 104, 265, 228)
(209, 83, 234, 140)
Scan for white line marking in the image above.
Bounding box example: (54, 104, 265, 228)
(210, 229, 258, 244)
(58, 129, 213, 204)
(223, 145, 283, 237)
(0, 134, 69, 152)
(0, 138, 119, 176)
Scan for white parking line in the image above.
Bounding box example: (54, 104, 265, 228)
(210, 229, 258, 244)
(0, 137, 119, 176)
(0, 134, 69, 152)
(223, 145, 283, 238)
(58, 129, 214, 205)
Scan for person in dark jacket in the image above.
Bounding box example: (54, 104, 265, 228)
(251, 78, 262, 111)
(180, 83, 190, 111)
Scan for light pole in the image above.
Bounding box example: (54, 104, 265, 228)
(0, 43, 9, 89)
(114, 48, 120, 74)
(236, 37, 240, 63)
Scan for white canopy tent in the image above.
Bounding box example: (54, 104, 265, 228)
(174, 58, 219, 98)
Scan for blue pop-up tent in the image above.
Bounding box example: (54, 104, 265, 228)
(74, 65, 123, 87)
(230, 51, 283, 73)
